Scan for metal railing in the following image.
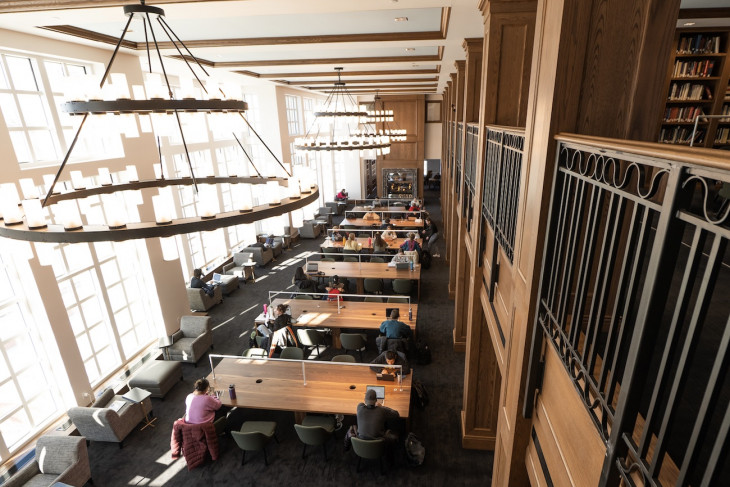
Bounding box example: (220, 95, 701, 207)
(525, 134, 730, 486)
(304, 251, 417, 264)
(267, 290, 412, 310)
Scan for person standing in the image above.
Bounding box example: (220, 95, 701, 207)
(420, 217, 440, 257)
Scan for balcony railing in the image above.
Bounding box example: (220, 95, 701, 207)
(526, 134, 730, 486)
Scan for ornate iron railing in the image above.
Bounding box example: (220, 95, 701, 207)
(526, 134, 730, 487)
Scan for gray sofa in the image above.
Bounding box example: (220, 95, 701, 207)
(4, 435, 91, 487)
(298, 220, 323, 239)
(68, 388, 151, 446)
(167, 315, 213, 365)
(186, 285, 222, 311)
(240, 245, 274, 266)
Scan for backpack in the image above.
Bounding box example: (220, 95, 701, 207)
(405, 433, 425, 466)
(420, 250, 432, 269)
(412, 380, 429, 409)
(415, 339, 431, 365)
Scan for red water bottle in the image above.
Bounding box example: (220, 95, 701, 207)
(263, 303, 267, 316)
(368, 237, 372, 247)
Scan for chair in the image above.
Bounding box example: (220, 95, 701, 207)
(186, 285, 223, 311)
(364, 296, 384, 303)
(293, 415, 336, 461)
(280, 347, 304, 360)
(358, 233, 370, 238)
(323, 247, 341, 261)
(392, 279, 413, 295)
(340, 333, 367, 361)
(387, 297, 409, 303)
(240, 245, 274, 267)
(4, 436, 91, 487)
(167, 316, 213, 365)
(298, 220, 322, 238)
(294, 294, 314, 300)
(343, 224, 357, 230)
(344, 256, 358, 262)
(242, 347, 267, 358)
(369, 257, 385, 263)
(321, 257, 336, 262)
(331, 354, 356, 363)
(297, 329, 325, 356)
(351, 437, 386, 474)
(364, 278, 384, 294)
(231, 421, 278, 467)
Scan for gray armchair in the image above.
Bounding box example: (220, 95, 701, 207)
(186, 285, 222, 311)
(67, 388, 151, 446)
(223, 251, 253, 276)
(315, 207, 333, 226)
(167, 315, 213, 365)
(298, 220, 322, 239)
(325, 201, 345, 215)
(240, 245, 274, 267)
(4, 435, 91, 487)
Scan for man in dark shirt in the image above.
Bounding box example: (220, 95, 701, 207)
(356, 389, 400, 445)
(370, 350, 410, 376)
(190, 269, 215, 297)
(379, 309, 412, 340)
(420, 217, 440, 257)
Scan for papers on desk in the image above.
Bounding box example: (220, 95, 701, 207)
(109, 400, 126, 412)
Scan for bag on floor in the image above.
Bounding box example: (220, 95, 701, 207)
(405, 432, 425, 466)
(412, 380, 429, 409)
(420, 250, 432, 269)
(415, 339, 431, 365)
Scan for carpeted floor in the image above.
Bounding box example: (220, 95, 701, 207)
(86, 189, 494, 486)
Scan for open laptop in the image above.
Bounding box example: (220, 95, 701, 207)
(306, 262, 318, 273)
(385, 307, 399, 318)
(395, 262, 410, 270)
(212, 273, 223, 283)
(366, 385, 386, 404)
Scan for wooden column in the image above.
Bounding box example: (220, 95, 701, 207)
(461, 0, 537, 454)
(441, 82, 452, 265)
(446, 73, 460, 299)
(494, 0, 681, 486)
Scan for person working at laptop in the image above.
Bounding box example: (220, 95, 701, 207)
(190, 268, 215, 297)
(391, 249, 411, 264)
(184, 378, 227, 435)
(370, 350, 410, 376)
(381, 225, 397, 241)
(355, 389, 400, 449)
(379, 309, 412, 340)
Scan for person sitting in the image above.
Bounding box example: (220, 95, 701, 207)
(370, 350, 410, 376)
(344, 233, 362, 251)
(293, 266, 318, 292)
(263, 235, 276, 248)
(372, 232, 388, 254)
(381, 225, 397, 241)
(399, 233, 421, 253)
(380, 218, 391, 230)
(356, 389, 400, 446)
(185, 378, 226, 435)
(363, 211, 381, 221)
(326, 275, 345, 301)
(379, 308, 413, 340)
(266, 304, 298, 357)
(408, 199, 421, 211)
(331, 226, 344, 241)
(335, 189, 348, 201)
(391, 248, 411, 264)
(190, 268, 215, 297)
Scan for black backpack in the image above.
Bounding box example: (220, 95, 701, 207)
(412, 380, 429, 409)
(405, 432, 425, 466)
(415, 339, 431, 365)
(420, 250, 432, 269)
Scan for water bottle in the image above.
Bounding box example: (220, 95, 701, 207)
(410, 260, 414, 271)
(368, 237, 372, 247)
(263, 303, 267, 316)
(408, 308, 412, 321)
(228, 384, 236, 400)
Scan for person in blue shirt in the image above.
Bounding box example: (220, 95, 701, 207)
(379, 309, 412, 339)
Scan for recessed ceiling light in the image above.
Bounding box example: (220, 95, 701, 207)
(405, 48, 416, 52)
(683, 22, 696, 26)
(394, 17, 408, 22)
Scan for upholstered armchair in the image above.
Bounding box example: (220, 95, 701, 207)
(240, 245, 274, 266)
(4, 435, 91, 487)
(315, 207, 333, 226)
(67, 388, 151, 446)
(325, 201, 345, 215)
(167, 315, 213, 365)
(298, 220, 322, 239)
(223, 251, 252, 276)
(186, 285, 222, 311)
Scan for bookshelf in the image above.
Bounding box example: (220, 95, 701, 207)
(658, 28, 730, 149)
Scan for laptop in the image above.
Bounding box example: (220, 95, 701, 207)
(376, 373, 395, 381)
(385, 307, 399, 318)
(306, 262, 318, 273)
(395, 262, 410, 270)
(212, 273, 223, 282)
(366, 385, 386, 401)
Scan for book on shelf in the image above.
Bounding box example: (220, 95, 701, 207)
(677, 34, 722, 54)
(663, 105, 706, 123)
(672, 59, 716, 78)
(659, 126, 705, 145)
(667, 82, 713, 101)
(715, 127, 730, 145)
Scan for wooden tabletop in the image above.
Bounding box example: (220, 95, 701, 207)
(209, 357, 412, 417)
(270, 298, 417, 332)
(306, 261, 421, 281)
(352, 206, 410, 212)
(341, 218, 423, 228)
(321, 237, 421, 250)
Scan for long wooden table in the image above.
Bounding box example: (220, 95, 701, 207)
(320, 236, 421, 251)
(341, 217, 423, 229)
(352, 206, 410, 212)
(208, 357, 412, 422)
(306, 261, 421, 298)
(260, 298, 417, 348)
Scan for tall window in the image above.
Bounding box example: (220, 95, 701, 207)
(285, 94, 301, 136)
(302, 97, 315, 131)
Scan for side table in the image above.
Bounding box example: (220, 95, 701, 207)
(123, 387, 155, 431)
(157, 336, 173, 360)
(243, 263, 256, 283)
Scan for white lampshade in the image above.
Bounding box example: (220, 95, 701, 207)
(152, 194, 173, 224)
(159, 236, 179, 262)
(125, 165, 139, 182)
(144, 73, 167, 99)
(235, 184, 253, 212)
(288, 177, 301, 198)
(42, 174, 61, 195)
(153, 163, 163, 179)
(70, 171, 86, 190)
(58, 200, 83, 230)
(198, 185, 218, 218)
(22, 199, 46, 229)
(266, 181, 281, 205)
(19, 179, 39, 199)
(103, 194, 126, 228)
(98, 167, 112, 186)
(1, 201, 22, 224)
(292, 209, 304, 228)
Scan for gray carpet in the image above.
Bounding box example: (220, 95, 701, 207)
(86, 189, 494, 486)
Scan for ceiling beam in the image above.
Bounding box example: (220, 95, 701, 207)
(251, 68, 441, 79)
(678, 7, 730, 19)
(0, 0, 236, 13)
(306, 83, 438, 90)
(204, 48, 444, 68)
(286, 77, 439, 85)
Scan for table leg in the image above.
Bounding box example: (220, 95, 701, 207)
(418, 280, 421, 301)
(356, 278, 365, 295)
(140, 412, 157, 431)
(332, 328, 342, 349)
(294, 411, 305, 424)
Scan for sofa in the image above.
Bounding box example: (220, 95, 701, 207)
(240, 244, 274, 267)
(298, 220, 323, 239)
(167, 315, 213, 365)
(68, 388, 151, 446)
(4, 435, 91, 487)
(186, 285, 222, 312)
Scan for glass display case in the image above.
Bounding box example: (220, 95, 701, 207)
(382, 169, 417, 199)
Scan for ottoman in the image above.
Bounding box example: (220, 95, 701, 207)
(129, 360, 183, 399)
(217, 274, 239, 295)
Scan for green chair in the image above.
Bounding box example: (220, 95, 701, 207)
(344, 257, 358, 262)
(364, 296, 384, 303)
(294, 294, 314, 300)
(387, 297, 409, 304)
(293, 415, 336, 461)
(331, 354, 356, 363)
(369, 257, 385, 263)
(392, 279, 412, 295)
(242, 347, 267, 358)
(231, 421, 278, 467)
(351, 437, 386, 474)
(340, 333, 367, 361)
(343, 225, 357, 230)
(297, 329, 325, 356)
(321, 257, 336, 262)
(357, 233, 370, 238)
(364, 278, 383, 294)
(322, 247, 341, 261)
(280, 347, 304, 360)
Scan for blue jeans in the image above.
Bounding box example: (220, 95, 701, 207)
(426, 232, 439, 254)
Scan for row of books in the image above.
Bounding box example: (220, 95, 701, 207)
(659, 126, 705, 145)
(677, 34, 723, 54)
(715, 127, 730, 145)
(668, 82, 713, 101)
(663, 105, 706, 123)
(721, 104, 730, 123)
(672, 59, 716, 78)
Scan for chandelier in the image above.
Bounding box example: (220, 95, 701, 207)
(361, 91, 407, 142)
(294, 68, 391, 155)
(0, 0, 318, 244)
